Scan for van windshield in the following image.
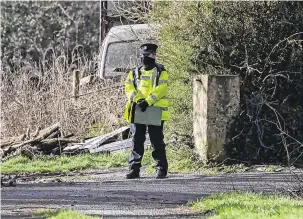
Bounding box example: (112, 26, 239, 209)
(105, 41, 141, 76)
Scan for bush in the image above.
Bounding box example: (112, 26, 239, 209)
(148, 2, 195, 143)
(149, 1, 303, 164)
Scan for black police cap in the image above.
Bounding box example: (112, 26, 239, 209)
(140, 43, 158, 55)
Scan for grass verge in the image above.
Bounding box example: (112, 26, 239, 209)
(190, 191, 303, 219)
(1, 146, 250, 174)
(34, 209, 99, 219)
(1, 152, 129, 174)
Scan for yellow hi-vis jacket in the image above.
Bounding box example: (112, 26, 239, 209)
(123, 63, 169, 123)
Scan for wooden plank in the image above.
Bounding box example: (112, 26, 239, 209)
(89, 138, 132, 153)
(90, 136, 151, 154)
(90, 139, 131, 153)
(79, 126, 129, 150)
(90, 136, 177, 154)
(63, 126, 129, 152)
(63, 136, 99, 151)
(62, 143, 84, 151)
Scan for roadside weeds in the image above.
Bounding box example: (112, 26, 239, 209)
(33, 209, 99, 219)
(190, 191, 303, 219)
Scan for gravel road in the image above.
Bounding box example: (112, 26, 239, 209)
(1, 168, 302, 219)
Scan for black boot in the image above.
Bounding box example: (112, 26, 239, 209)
(156, 169, 167, 179)
(126, 169, 140, 179)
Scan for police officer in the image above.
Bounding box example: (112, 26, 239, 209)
(124, 43, 169, 179)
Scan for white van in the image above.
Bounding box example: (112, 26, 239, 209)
(98, 24, 159, 79)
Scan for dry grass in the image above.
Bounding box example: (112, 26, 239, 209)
(1, 54, 127, 139)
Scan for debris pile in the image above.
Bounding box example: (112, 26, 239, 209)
(0, 122, 151, 161)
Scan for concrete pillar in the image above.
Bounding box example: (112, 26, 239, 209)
(193, 75, 240, 163)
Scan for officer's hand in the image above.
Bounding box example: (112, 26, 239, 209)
(138, 100, 149, 112)
(137, 99, 145, 104)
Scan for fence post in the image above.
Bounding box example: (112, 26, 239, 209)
(72, 70, 80, 100)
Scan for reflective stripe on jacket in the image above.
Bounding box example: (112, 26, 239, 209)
(123, 65, 169, 123)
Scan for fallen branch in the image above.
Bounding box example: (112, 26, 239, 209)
(37, 138, 80, 151)
(0, 134, 26, 148)
(1, 123, 60, 154)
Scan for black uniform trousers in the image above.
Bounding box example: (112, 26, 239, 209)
(129, 122, 168, 172)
